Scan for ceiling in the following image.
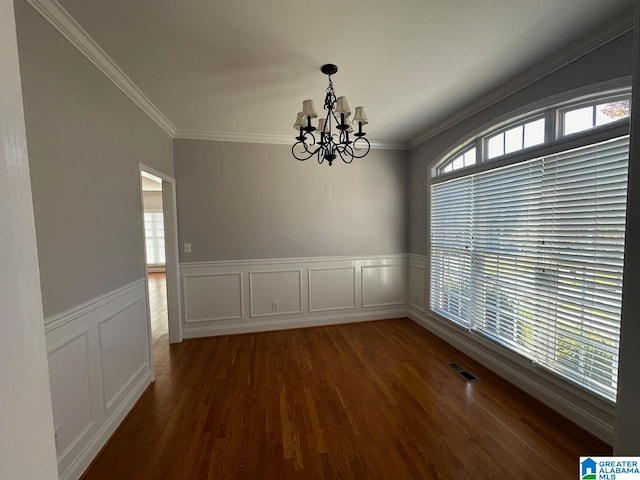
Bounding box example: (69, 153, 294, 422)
(53, 0, 634, 148)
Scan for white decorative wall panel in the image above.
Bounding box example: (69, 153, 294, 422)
(180, 255, 408, 337)
(409, 265, 427, 312)
(44, 280, 152, 480)
(362, 264, 406, 307)
(308, 267, 356, 312)
(250, 270, 302, 317)
(47, 331, 93, 461)
(98, 299, 148, 410)
(183, 273, 243, 322)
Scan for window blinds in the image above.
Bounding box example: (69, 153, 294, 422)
(430, 136, 629, 401)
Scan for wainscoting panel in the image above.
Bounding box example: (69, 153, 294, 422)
(97, 298, 148, 410)
(408, 266, 427, 312)
(409, 255, 428, 313)
(180, 255, 408, 337)
(44, 279, 153, 480)
(47, 331, 94, 466)
(362, 264, 406, 308)
(183, 272, 243, 322)
(250, 270, 303, 317)
(308, 267, 356, 312)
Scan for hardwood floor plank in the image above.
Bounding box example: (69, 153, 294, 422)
(81, 274, 611, 479)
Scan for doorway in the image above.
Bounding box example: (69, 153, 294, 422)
(139, 164, 182, 358)
(141, 171, 167, 344)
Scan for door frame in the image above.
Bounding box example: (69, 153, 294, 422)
(139, 163, 183, 351)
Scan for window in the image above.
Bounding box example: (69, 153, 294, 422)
(562, 97, 631, 136)
(438, 146, 476, 175)
(431, 136, 628, 401)
(144, 212, 165, 265)
(429, 88, 631, 402)
(487, 117, 545, 159)
(433, 91, 631, 179)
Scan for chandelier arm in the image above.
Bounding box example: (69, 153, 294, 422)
(292, 142, 316, 161)
(303, 131, 317, 149)
(350, 136, 371, 158)
(335, 143, 354, 164)
(292, 134, 322, 161)
(338, 128, 353, 146)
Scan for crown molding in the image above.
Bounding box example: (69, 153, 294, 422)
(173, 130, 294, 145)
(408, 12, 635, 150)
(24, 0, 177, 137)
(174, 129, 408, 151)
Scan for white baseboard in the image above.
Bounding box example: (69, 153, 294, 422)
(183, 309, 407, 338)
(408, 308, 615, 443)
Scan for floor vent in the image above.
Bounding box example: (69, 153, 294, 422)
(447, 362, 478, 382)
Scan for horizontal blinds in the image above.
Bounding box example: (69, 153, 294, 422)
(430, 177, 473, 328)
(429, 136, 629, 401)
(471, 158, 544, 357)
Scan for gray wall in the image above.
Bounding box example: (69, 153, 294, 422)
(15, 0, 174, 318)
(408, 31, 634, 255)
(173, 140, 408, 262)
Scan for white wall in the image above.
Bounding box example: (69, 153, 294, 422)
(0, 0, 58, 477)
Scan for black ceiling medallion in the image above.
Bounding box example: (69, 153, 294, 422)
(292, 64, 370, 166)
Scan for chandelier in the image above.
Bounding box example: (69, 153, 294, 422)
(292, 64, 369, 166)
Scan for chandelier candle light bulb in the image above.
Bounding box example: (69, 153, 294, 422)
(292, 64, 370, 166)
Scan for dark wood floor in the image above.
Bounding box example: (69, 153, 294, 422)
(82, 274, 610, 479)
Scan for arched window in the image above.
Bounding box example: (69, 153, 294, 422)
(433, 88, 631, 179)
(429, 84, 631, 402)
